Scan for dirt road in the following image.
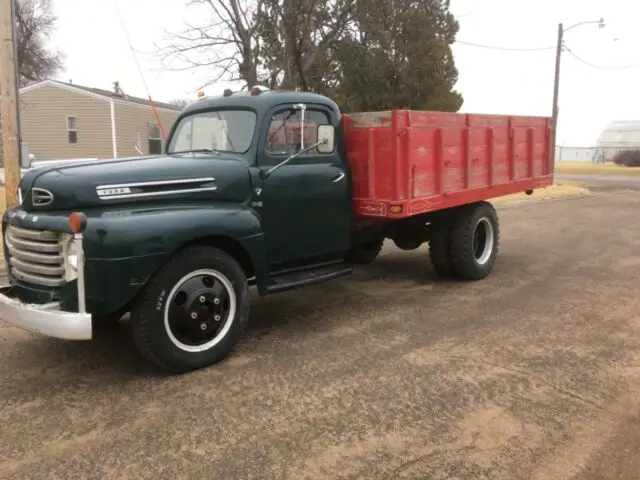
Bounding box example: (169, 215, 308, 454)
(2, 189, 640, 480)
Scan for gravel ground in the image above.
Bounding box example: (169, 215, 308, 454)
(1, 188, 640, 480)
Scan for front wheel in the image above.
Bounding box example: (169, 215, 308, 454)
(131, 246, 250, 373)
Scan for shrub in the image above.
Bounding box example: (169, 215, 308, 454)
(612, 149, 640, 167)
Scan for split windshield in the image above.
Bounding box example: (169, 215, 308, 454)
(168, 109, 257, 154)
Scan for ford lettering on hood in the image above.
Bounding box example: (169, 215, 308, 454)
(17, 154, 252, 211)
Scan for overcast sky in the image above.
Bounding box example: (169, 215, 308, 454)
(49, 0, 639, 146)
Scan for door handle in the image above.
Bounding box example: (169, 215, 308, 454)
(332, 172, 346, 183)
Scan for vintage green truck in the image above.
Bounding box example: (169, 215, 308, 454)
(0, 86, 553, 373)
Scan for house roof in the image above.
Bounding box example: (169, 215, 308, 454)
(20, 79, 182, 112)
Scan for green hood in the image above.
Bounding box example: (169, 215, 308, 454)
(18, 154, 253, 211)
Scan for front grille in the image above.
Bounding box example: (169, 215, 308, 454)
(5, 225, 65, 287)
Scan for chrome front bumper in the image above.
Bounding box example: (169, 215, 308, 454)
(0, 227, 91, 340)
(0, 285, 92, 340)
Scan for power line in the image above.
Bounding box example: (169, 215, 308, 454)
(454, 39, 640, 69)
(564, 45, 640, 70)
(454, 40, 554, 52)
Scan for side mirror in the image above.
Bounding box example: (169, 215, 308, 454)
(317, 125, 335, 154)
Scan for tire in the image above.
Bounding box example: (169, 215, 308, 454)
(449, 202, 500, 280)
(131, 245, 250, 373)
(429, 222, 454, 278)
(345, 238, 384, 264)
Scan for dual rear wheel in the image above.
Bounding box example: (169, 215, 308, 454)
(429, 201, 500, 280)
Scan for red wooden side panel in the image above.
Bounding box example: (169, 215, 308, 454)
(343, 109, 553, 219)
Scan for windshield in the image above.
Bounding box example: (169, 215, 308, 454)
(168, 109, 257, 154)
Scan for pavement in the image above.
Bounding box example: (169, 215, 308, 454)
(2, 188, 640, 479)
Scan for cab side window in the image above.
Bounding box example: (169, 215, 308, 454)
(265, 109, 330, 156)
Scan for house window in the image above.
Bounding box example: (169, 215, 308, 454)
(148, 122, 162, 154)
(67, 116, 77, 144)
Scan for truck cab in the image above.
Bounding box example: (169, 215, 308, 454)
(167, 86, 356, 285)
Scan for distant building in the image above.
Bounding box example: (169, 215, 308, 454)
(555, 146, 599, 163)
(596, 120, 640, 160)
(1, 79, 182, 165)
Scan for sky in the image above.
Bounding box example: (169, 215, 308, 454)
(49, 0, 640, 147)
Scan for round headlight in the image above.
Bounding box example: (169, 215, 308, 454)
(67, 239, 78, 270)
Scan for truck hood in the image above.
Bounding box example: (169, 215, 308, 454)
(18, 154, 252, 211)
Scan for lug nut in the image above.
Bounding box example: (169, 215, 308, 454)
(200, 323, 208, 331)
(190, 312, 198, 319)
(214, 314, 221, 322)
(214, 298, 220, 305)
(199, 296, 206, 303)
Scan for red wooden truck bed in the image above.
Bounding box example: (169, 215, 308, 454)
(342, 109, 554, 219)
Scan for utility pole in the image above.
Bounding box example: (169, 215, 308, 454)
(0, 0, 21, 209)
(550, 18, 604, 170)
(550, 22, 563, 171)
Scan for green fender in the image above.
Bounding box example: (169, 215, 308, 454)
(2, 203, 268, 316)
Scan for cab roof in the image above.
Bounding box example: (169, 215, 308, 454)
(181, 89, 340, 116)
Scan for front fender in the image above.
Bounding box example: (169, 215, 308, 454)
(2, 203, 267, 316)
(82, 203, 268, 307)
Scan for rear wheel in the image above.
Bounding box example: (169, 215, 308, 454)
(429, 222, 454, 278)
(449, 202, 500, 280)
(345, 238, 384, 264)
(131, 246, 250, 373)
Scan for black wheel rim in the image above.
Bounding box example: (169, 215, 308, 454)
(165, 270, 235, 352)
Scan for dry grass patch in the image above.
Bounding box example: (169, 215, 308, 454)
(493, 183, 590, 205)
(555, 162, 640, 176)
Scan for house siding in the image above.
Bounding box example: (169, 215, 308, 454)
(113, 101, 180, 157)
(20, 83, 113, 161)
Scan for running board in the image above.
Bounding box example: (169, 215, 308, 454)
(267, 263, 353, 294)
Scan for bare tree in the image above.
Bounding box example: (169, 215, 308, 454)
(158, 0, 463, 113)
(158, 0, 265, 88)
(159, 0, 355, 91)
(256, 0, 355, 90)
(15, 0, 64, 87)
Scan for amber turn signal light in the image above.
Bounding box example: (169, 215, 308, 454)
(68, 211, 88, 234)
(390, 205, 403, 214)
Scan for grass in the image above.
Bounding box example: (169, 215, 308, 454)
(493, 182, 590, 205)
(555, 161, 640, 176)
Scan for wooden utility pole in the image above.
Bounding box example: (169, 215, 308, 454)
(1, 0, 21, 208)
(550, 22, 563, 172)
(550, 18, 604, 171)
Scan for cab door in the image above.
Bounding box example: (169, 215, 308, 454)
(255, 103, 351, 269)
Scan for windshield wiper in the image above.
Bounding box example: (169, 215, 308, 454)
(171, 148, 220, 155)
